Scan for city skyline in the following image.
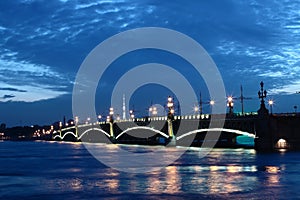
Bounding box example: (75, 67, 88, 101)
(0, 0, 300, 126)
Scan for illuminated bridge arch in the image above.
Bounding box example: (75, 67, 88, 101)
(116, 126, 169, 140)
(176, 128, 255, 141)
(53, 131, 77, 140)
(78, 128, 110, 139)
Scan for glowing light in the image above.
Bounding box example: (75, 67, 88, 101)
(168, 96, 172, 102)
(210, 100, 215, 105)
(194, 106, 199, 112)
(268, 100, 274, 105)
(265, 166, 280, 173)
(227, 96, 233, 102)
(152, 107, 158, 115)
(167, 102, 173, 108)
(276, 138, 288, 149)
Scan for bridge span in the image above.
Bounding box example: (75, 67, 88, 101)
(53, 114, 257, 148)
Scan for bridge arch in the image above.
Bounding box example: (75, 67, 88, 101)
(78, 128, 110, 140)
(116, 126, 169, 140)
(176, 128, 255, 141)
(53, 131, 77, 140)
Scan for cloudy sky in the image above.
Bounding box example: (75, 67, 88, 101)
(0, 0, 299, 126)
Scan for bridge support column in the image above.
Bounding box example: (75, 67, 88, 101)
(254, 112, 273, 152)
(75, 126, 79, 141)
(255, 82, 274, 152)
(109, 122, 116, 143)
(59, 121, 62, 140)
(167, 119, 176, 146)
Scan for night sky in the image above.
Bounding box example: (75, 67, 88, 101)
(0, 0, 300, 127)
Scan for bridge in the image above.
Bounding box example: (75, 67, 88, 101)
(52, 82, 300, 152)
(52, 113, 256, 148)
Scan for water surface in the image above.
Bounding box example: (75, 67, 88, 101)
(0, 141, 299, 199)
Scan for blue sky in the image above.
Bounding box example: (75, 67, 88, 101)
(0, 0, 300, 126)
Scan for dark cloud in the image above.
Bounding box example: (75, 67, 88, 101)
(2, 94, 15, 99)
(0, 87, 27, 92)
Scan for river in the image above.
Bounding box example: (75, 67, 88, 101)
(0, 141, 299, 199)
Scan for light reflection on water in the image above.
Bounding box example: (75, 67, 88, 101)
(0, 141, 300, 199)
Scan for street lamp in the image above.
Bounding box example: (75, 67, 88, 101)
(149, 106, 158, 116)
(86, 117, 91, 125)
(268, 100, 274, 114)
(167, 96, 175, 139)
(227, 96, 234, 114)
(167, 96, 175, 120)
(194, 106, 199, 113)
(74, 116, 79, 138)
(167, 97, 174, 108)
(59, 121, 62, 138)
(129, 110, 134, 119)
(108, 107, 114, 123)
(109, 107, 114, 116)
(258, 81, 267, 106)
(108, 107, 115, 139)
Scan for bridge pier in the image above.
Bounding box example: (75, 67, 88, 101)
(254, 113, 274, 152)
(167, 119, 176, 146)
(254, 82, 273, 152)
(109, 122, 116, 143)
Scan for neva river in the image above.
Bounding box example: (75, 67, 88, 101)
(1, 141, 300, 199)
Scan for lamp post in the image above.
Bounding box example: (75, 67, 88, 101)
(129, 110, 135, 120)
(108, 107, 114, 139)
(75, 116, 79, 138)
(167, 96, 175, 140)
(86, 117, 91, 125)
(194, 105, 199, 114)
(149, 106, 158, 116)
(258, 81, 267, 107)
(268, 100, 274, 115)
(167, 96, 175, 120)
(98, 115, 102, 122)
(59, 121, 62, 138)
(227, 96, 234, 115)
